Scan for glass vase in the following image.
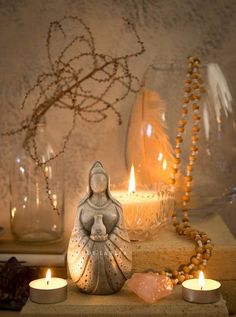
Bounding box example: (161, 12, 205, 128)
(126, 61, 236, 229)
(10, 118, 64, 243)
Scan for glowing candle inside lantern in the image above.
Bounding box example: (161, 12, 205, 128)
(128, 164, 135, 194)
(113, 165, 169, 241)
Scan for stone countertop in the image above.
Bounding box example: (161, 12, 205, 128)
(21, 281, 228, 317)
(1, 214, 235, 316)
(132, 214, 236, 280)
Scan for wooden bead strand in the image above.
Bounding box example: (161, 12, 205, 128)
(165, 57, 213, 285)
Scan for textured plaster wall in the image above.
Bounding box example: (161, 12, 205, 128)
(0, 0, 236, 234)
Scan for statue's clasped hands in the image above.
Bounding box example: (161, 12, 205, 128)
(90, 214, 108, 241)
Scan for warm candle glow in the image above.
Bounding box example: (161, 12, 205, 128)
(128, 164, 136, 194)
(52, 194, 58, 208)
(46, 269, 51, 285)
(162, 158, 167, 171)
(30, 271, 67, 303)
(182, 272, 221, 303)
(199, 271, 205, 290)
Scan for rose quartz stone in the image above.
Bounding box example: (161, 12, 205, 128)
(127, 272, 173, 303)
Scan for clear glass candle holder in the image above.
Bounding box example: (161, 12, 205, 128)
(113, 184, 174, 241)
(10, 118, 64, 243)
(126, 60, 236, 235)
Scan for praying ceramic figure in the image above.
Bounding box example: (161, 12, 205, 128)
(67, 161, 132, 295)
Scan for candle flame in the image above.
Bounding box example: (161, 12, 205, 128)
(162, 158, 167, 171)
(45, 269, 51, 285)
(157, 152, 163, 162)
(199, 271, 205, 290)
(128, 164, 136, 194)
(11, 207, 16, 218)
(52, 194, 58, 208)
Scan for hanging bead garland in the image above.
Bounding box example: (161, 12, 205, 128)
(163, 56, 213, 285)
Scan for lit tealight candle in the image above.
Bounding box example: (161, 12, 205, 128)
(29, 269, 67, 304)
(182, 271, 221, 303)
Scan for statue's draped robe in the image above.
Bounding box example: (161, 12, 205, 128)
(68, 203, 132, 294)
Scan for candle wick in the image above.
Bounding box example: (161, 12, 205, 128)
(201, 286, 203, 290)
(47, 280, 49, 286)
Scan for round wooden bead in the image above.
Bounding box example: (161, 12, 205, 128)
(174, 157, 181, 164)
(183, 266, 190, 273)
(188, 56, 194, 63)
(185, 175, 193, 182)
(192, 73, 199, 79)
(203, 253, 211, 260)
(182, 204, 188, 211)
(185, 274, 192, 280)
(195, 246, 204, 253)
(173, 220, 180, 227)
(192, 125, 200, 132)
(172, 279, 179, 286)
(193, 114, 201, 121)
(205, 243, 213, 250)
(202, 234, 209, 243)
(187, 165, 193, 171)
(193, 57, 200, 63)
(195, 234, 201, 241)
(172, 169, 178, 176)
(160, 270, 166, 276)
(192, 103, 200, 110)
(192, 83, 199, 89)
(178, 275, 185, 283)
(182, 97, 190, 104)
(172, 270, 179, 277)
(184, 87, 191, 93)
(190, 231, 197, 240)
(182, 195, 190, 202)
(185, 79, 192, 84)
(183, 222, 190, 228)
(191, 145, 198, 152)
(175, 148, 182, 154)
(177, 127, 185, 133)
(176, 136, 183, 143)
(191, 257, 200, 265)
(179, 119, 187, 126)
(184, 186, 191, 193)
(197, 253, 202, 259)
(189, 155, 197, 162)
(191, 135, 199, 142)
(176, 227, 184, 235)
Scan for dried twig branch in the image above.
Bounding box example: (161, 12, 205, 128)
(1, 16, 145, 213)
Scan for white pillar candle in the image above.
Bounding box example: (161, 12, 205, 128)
(29, 269, 67, 304)
(113, 190, 160, 238)
(113, 165, 172, 241)
(182, 271, 221, 303)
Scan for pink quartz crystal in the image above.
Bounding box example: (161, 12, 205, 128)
(127, 272, 173, 303)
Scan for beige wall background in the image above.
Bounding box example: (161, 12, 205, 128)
(0, 0, 236, 235)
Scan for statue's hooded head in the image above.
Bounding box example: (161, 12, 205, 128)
(79, 161, 121, 207)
